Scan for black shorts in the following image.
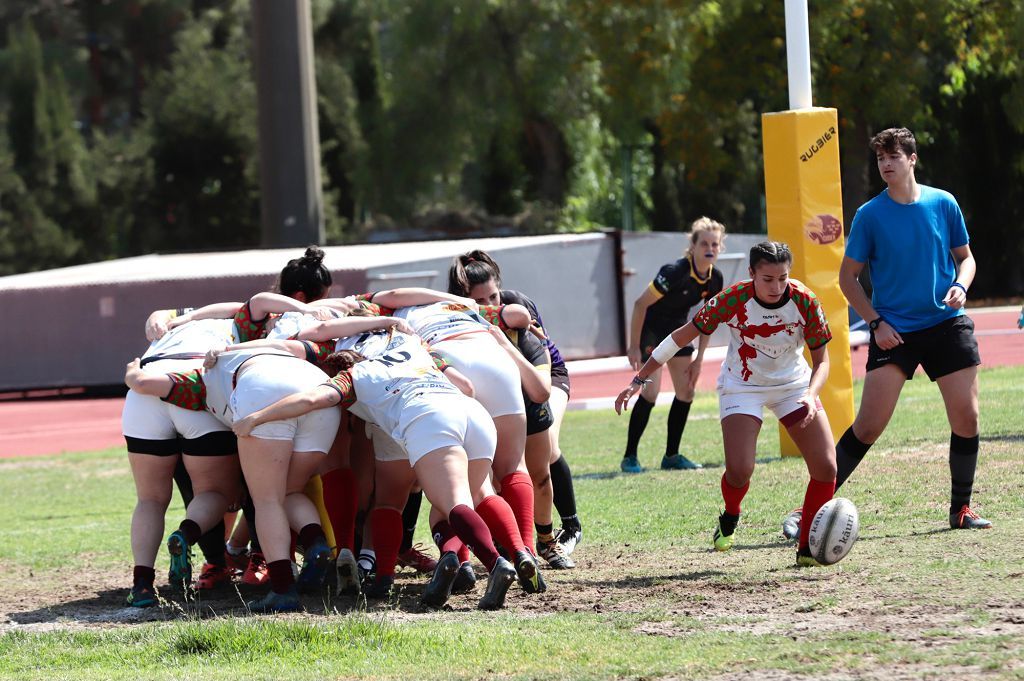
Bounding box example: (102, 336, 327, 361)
(866, 315, 980, 381)
(525, 400, 554, 436)
(551, 363, 571, 398)
(125, 431, 238, 457)
(640, 326, 695, 363)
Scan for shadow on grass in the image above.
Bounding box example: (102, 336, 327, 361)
(6, 576, 449, 627)
(567, 569, 728, 591)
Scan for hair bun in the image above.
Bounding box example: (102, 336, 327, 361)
(302, 246, 325, 267)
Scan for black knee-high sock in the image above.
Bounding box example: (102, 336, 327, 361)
(242, 495, 261, 553)
(835, 427, 872, 491)
(196, 521, 227, 566)
(949, 432, 980, 514)
(399, 490, 423, 553)
(665, 398, 692, 456)
(173, 458, 194, 508)
(549, 455, 579, 529)
(624, 395, 655, 458)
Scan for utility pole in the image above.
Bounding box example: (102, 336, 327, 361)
(251, 0, 324, 247)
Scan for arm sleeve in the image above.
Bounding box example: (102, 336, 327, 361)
(161, 370, 208, 411)
(651, 262, 681, 296)
(844, 208, 872, 263)
(299, 340, 333, 365)
(480, 305, 507, 329)
(692, 286, 744, 335)
(234, 302, 272, 342)
(322, 372, 357, 409)
(795, 287, 833, 349)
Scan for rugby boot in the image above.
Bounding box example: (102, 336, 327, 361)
(126, 584, 157, 608)
(620, 456, 643, 474)
(420, 551, 460, 608)
(247, 588, 300, 613)
(336, 548, 361, 595)
(296, 540, 332, 594)
(781, 508, 803, 541)
(195, 562, 234, 591)
(166, 530, 193, 589)
(397, 544, 438, 574)
(949, 505, 993, 530)
(364, 575, 395, 600)
(477, 557, 516, 610)
(451, 561, 477, 594)
(713, 512, 739, 552)
(514, 549, 547, 594)
(796, 546, 823, 568)
(556, 525, 583, 556)
(661, 453, 703, 470)
(536, 535, 575, 569)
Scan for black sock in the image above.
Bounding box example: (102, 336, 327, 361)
(549, 455, 578, 520)
(172, 458, 194, 509)
(298, 523, 325, 551)
(133, 565, 155, 589)
(624, 395, 655, 458)
(400, 491, 423, 553)
(242, 496, 261, 553)
(949, 432, 980, 514)
(665, 398, 692, 456)
(196, 521, 227, 567)
(835, 427, 872, 491)
(535, 522, 553, 538)
(178, 519, 202, 546)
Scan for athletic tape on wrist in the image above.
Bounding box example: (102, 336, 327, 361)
(651, 335, 682, 364)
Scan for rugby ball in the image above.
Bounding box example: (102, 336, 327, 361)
(807, 497, 859, 565)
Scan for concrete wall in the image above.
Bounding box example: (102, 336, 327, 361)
(0, 232, 766, 391)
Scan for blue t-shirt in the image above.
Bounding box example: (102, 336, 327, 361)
(846, 185, 969, 332)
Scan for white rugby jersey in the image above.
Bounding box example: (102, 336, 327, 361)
(693, 279, 831, 387)
(143, 318, 236, 362)
(392, 302, 489, 345)
(325, 331, 461, 434)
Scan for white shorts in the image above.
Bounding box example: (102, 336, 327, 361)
(122, 389, 229, 441)
(231, 358, 340, 453)
(717, 374, 815, 424)
(367, 422, 409, 464)
(432, 335, 525, 418)
(122, 358, 229, 441)
(396, 394, 497, 466)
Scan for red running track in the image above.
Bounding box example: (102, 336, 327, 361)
(1, 308, 1020, 459)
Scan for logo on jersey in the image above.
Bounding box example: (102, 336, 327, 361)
(804, 214, 842, 245)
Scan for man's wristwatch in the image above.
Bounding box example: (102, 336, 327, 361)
(869, 317, 885, 331)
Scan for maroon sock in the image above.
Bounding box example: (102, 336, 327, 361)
(721, 474, 750, 516)
(298, 523, 325, 551)
(476, 494, 526, 553)
(267, 559, 295, 594)
(432, 519, 467, 556)
(799, 477, 836, 550)
(457, 544, 470, 563)
(370, 507, 403, 578)
(133, 565, 155, 589)
(179, 519, 202, 546)
(499, 471, 535, 552)
(448, 504, 499, 572)
(322, 468, 358, 551)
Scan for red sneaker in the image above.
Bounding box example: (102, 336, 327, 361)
(242, 551, 270, 586)
(195, 563, 234, 591)
(397, 544, 438, 574)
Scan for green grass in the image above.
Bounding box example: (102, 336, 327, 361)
(1, 366, 1023, 680)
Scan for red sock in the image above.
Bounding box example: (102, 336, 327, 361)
(448, 504, 499, 571)
(370, 507, 403, 578)
(322, 468, 358, 551)
(799, 477, 836, 550)
(431, 519, 466, 556)
(457, 543, 470, 563)
(268, 559, 294, 594)
(721, 474, 750, 516)
(475, 494, 526, 553)
(499, 471, 535, 552)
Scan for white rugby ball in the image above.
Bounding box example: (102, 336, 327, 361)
(807, 497, 859, 565)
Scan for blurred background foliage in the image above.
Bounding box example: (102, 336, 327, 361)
(0, 0, 1021, 294)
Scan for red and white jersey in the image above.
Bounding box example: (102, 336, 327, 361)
(693, 279, 831, 387)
